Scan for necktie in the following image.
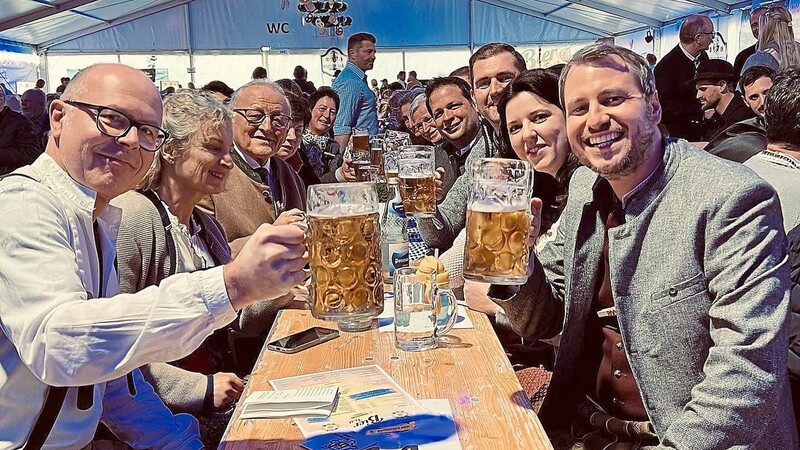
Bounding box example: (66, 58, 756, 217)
(254, 167, 269, 185)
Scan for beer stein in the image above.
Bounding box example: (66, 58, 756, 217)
(398, 145, 436, 217)
(369, 135, 386, 181)
(463, 158, 533, 284)
(307, 183, 384, 331)
(383, 130, 411, 180)
(394, 267, 457, 351)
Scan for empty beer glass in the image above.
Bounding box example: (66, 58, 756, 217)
(463, 158, 533, 284)
(398, 145, 436, 217)
(384, 131, 411, 180)
(307, 183, 384, 331)
(394, 267, 457, 351)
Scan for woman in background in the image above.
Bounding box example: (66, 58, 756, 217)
(758, 5, 800, 70)
(303, 87, 341, 178)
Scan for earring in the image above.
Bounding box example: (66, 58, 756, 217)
(164, 155, 175, 165)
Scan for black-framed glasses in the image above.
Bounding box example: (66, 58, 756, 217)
(696, 31, 715, 37)
(233, 108, 292, 130)
(65, 100, 169, 152)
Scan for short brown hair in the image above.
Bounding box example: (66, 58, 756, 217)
(347, 32, 376, 52)
(468, 43, 526, 85)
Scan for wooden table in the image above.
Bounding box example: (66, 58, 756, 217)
(220, 308, 553, 449)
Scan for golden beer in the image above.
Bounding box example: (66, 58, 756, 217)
(352, 134, 370, 153)
(354, 162, 376, 182)
(308, 211, 384, 323)
(370, 147, 385, 176)
(463, 208, 531, 283)
(399, 175, 436, 216)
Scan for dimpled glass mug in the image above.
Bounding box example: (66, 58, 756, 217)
(306, 183, 384, 332)
(463, 158, 534, 285)
(394, 267, 457, 351)
(398, 145, 437, 217)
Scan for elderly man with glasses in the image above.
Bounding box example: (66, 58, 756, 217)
(198, 79, 306, 257)
(654, 14, 714, 142)
(0, 64, 308, 447)
(197, 80, 307, 373)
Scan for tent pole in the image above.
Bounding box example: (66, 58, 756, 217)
(183, 4, 195, 86)
(468, 0, 474, 52)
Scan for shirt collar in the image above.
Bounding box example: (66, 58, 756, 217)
(345, 61, 367, 81)
(759, 149, 800, 170)
(31, 153, 122, 227)
(679, 43, 700, 62)
(234, 145, 270, 171)
(33, 152, 97, 213)
(592, 141, 666, 208)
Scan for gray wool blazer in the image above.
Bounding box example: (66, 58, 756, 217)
(491, 139, 798, 449)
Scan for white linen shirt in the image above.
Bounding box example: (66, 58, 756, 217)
(0, 154, 237, 448)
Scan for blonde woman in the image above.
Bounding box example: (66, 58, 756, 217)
(758, 5, 800, 70)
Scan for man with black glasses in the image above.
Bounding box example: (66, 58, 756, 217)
(0, 64, 308, 447)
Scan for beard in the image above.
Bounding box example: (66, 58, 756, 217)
(577, 120, 657, 181)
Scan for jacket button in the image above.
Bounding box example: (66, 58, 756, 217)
(615, 341, 624, 350)
(668, 287, 678, 296)
(613, 369, 622, 379)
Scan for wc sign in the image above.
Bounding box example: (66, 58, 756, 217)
(266, 22, 290, 33)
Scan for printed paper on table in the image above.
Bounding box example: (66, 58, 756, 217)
(270, 365, 428, 438)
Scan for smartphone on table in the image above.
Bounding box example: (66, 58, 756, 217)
(266, 327, 339, 354)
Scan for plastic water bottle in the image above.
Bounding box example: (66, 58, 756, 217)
(382, 178, 409, 292)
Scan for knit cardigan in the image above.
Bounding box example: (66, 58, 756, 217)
(113, 190, 285, 415)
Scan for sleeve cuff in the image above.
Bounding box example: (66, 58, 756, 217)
(199, 266, 238, 328)
(487, 284, 521, 302)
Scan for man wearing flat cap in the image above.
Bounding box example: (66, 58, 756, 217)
(693, 58, 755, 142)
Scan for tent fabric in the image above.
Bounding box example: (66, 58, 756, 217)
(0, 0, 752, 52)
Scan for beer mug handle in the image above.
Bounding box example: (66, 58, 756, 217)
(434, 288, 458, 336)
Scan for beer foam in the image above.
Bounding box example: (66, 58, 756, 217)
(310, 204, 377, 217)
(468, 200, 528, 214)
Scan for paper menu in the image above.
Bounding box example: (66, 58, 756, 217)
(270, 365, 429, 438)
(239, 386, 339, 419)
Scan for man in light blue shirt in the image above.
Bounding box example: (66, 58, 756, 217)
(332, 32, 379, 151)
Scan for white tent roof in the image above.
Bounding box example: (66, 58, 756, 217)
(0, 0, 756, 51)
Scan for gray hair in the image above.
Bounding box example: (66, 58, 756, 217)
(229, 78, 287, 109)
(559, 43, 656, 108)
(409, 93, 427, 118)
(139, 89, 232, 190)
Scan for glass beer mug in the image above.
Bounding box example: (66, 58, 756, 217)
(394, 267, 457, 351)
(306, 183, 384, 331)
(398, 145, 437, 217)
(463, 158, 534, 285)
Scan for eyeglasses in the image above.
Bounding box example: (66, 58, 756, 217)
(696, 31, 715, 37)
(233, 109, 292, 130)
(410, 117, 434, 134)
(64, 100, 169, 152)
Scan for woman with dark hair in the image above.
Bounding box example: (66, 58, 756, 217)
(498, 68, 581, 235)
(303, 87, 347, 179)
(448, 69, 580, 377)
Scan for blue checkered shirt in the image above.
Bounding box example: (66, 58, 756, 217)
(331, 62, 379, 136)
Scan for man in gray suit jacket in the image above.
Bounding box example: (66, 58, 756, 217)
(490, 43, 797, 449)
